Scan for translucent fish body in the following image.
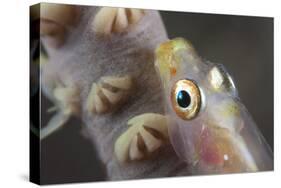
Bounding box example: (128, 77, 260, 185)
(155, 38, 273, 174)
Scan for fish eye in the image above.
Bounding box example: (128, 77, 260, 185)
(171, 79, 201, 120)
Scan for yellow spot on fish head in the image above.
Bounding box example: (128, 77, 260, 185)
(155, 38, 196, 87)
(218, 100, 240, 118)
(170, 67, 177, 76)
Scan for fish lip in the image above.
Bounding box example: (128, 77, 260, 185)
(167, 116, 204, 163)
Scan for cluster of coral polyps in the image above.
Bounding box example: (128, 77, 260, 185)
(37, 4, 190, 180)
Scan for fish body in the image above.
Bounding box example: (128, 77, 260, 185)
(155, 38, 273, 174)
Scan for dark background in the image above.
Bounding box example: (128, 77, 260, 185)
(39, 10, 273, 184)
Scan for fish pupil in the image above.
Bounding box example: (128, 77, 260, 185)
(177, 90, 191, 108)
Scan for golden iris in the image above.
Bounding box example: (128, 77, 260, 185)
(171, 79, 201, 120)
